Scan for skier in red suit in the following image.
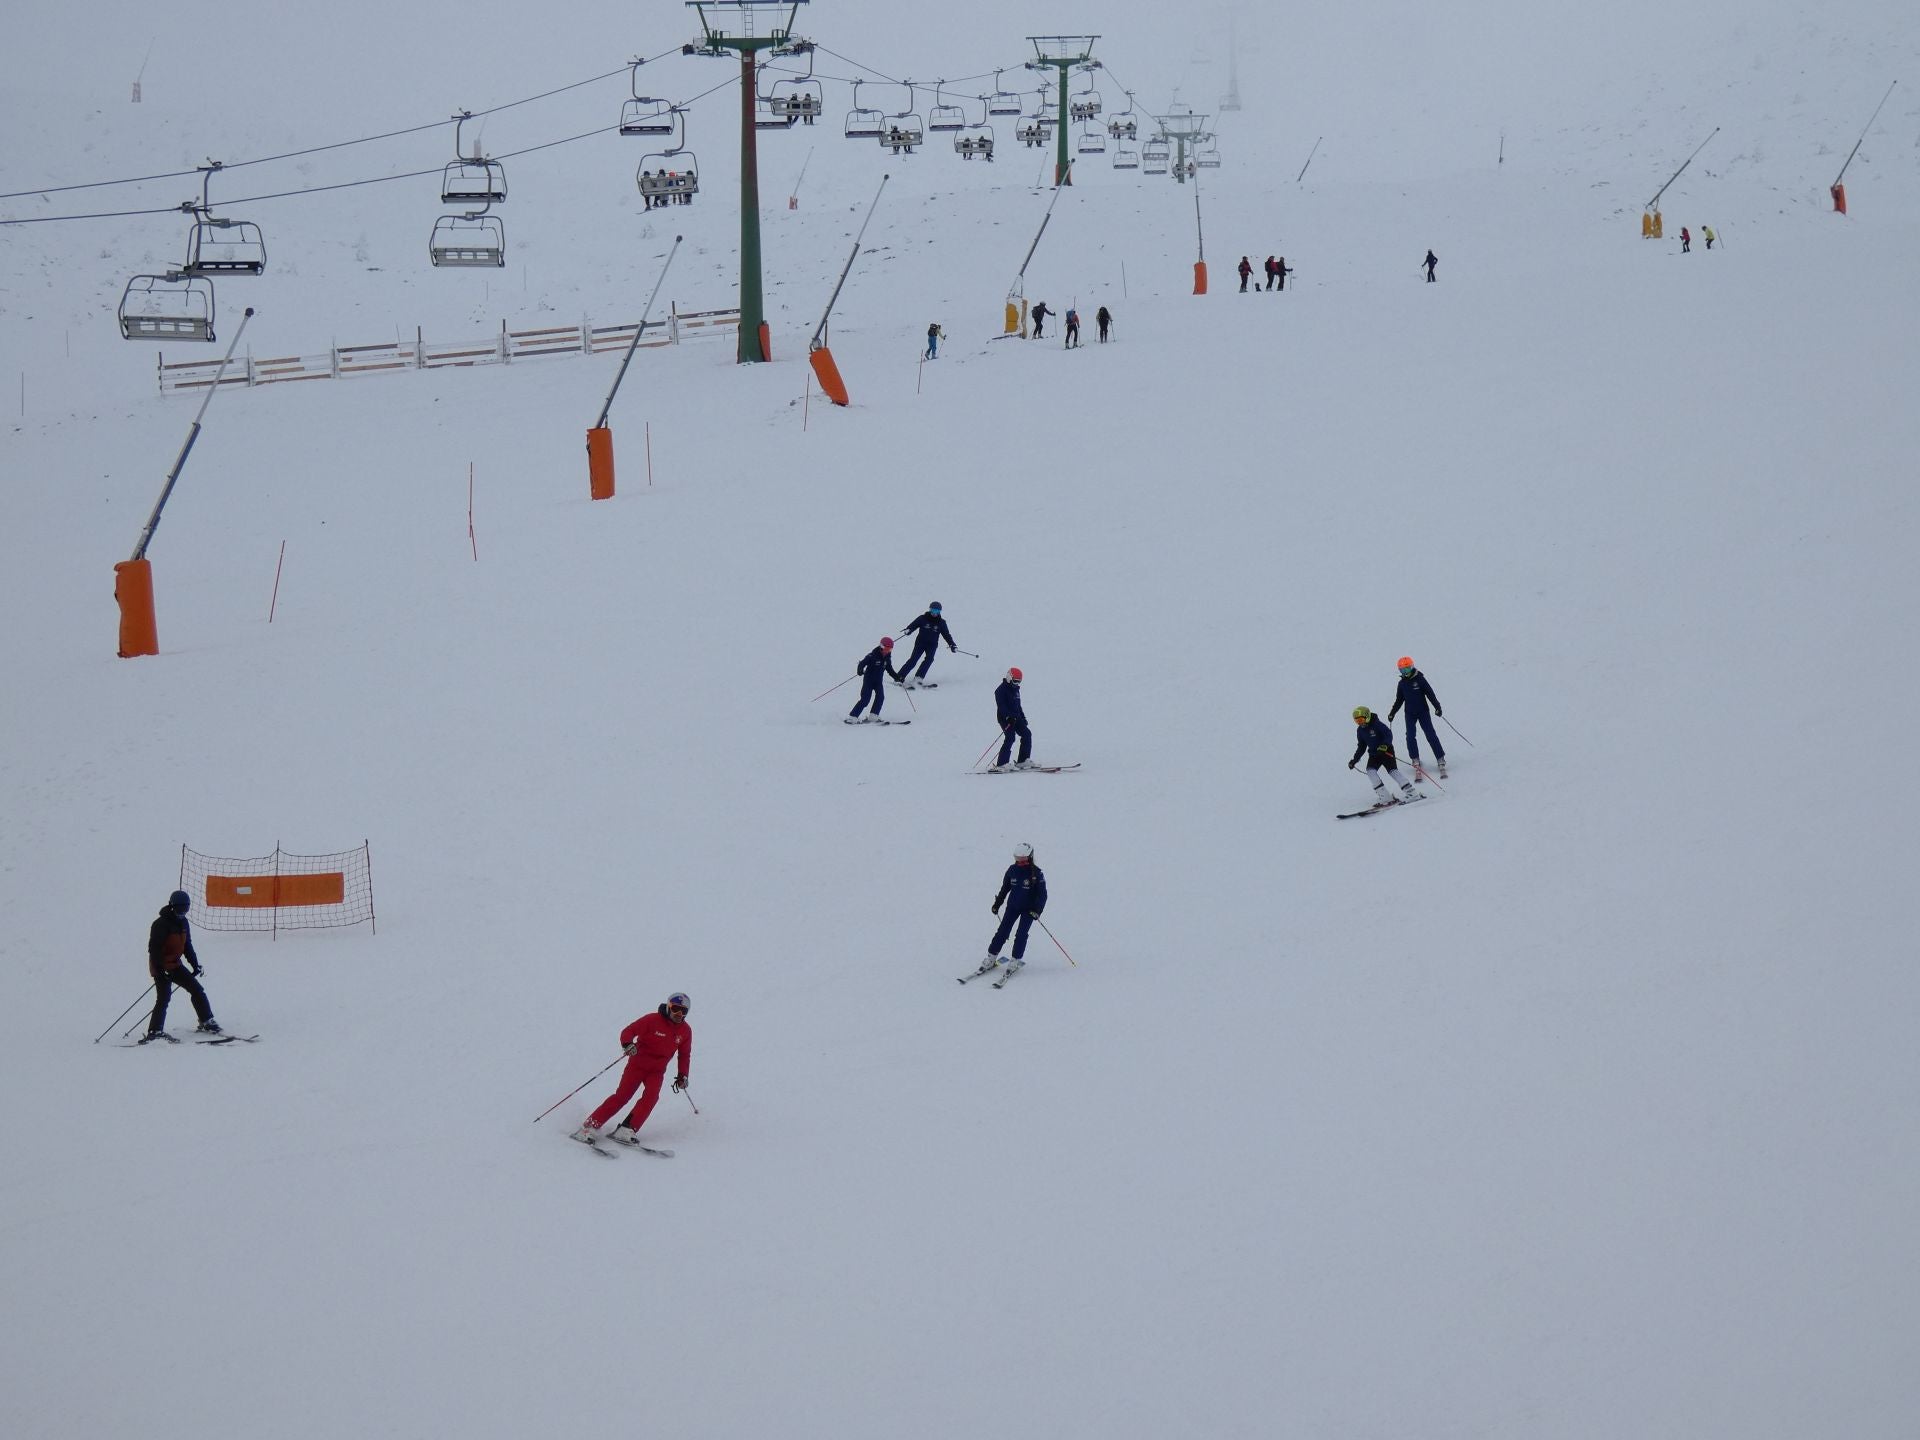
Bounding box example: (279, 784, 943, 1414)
(573, 993, 692, 1145)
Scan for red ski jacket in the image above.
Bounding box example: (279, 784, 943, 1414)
(620, 1009, 692, 1079)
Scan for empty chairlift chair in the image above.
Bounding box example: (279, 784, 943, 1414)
(844, 79, 884, 140)
(988, 71, 1023, 117)
(442, 111, 507, 205)
(1076, 121, 1107, 156)
(1196, 138, 1222, 169)
(1143, 139, 1170, 175)
(179, 163, 266, 277)
(429, 213, 506, 267)
(927, 81, 966, 133)
(1112, 144, 1140, 170)
(118, 272, 216, 342)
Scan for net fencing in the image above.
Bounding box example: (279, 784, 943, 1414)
(178, 842, 377, 936)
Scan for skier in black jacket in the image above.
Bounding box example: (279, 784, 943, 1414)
(898, 602, 957, 688)
(1385, 656, 1446, 775)
(992, 668, 1033, 770)
(145, 889, 220, 1041)
(846, 638, 903, 724)
(980, 843, 1048, 978)
(1349, 706, 1419, 805)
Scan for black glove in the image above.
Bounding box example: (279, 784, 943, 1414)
(190, 962, 204, 977)
(1348, 758, 1357, 770)
(1435, 706, 1443, 717)
(671, 1076, 688, 1093)
(991, 900, 1002, 914)
(623, 1042, 637, 1057)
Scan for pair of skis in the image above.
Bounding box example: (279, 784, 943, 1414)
(974, 762, 1079, 775)
(571, 1131, 674, 1160)
(1336, 793, 1428, 820)
(957, 959, 1025, 989)
(844, 716, 910, 725)
(120, 1031, 260, 1047)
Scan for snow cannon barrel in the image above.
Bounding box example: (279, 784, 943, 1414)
(114, 559, 158, 658)
(809, 346, 850, 407)
(1831, 183, 1847, 214)
(587, 428, 615, 500)
(1193, 260, 1209, 295)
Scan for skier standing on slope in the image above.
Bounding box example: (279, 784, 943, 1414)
(1030, 301, 1051, 339)
(898, 602, 957, 688)
(1095, 305, 1112, 342)
(144, 889, 221, 1041)
(1423, 249, 1439, 282)
(925, 322, 944, 360)
(1238, 256, 1254, 292)
(976, 843, 1048, 979)
(573, 994, 692, 1146)
(1064, 307, 1081, 347)
(847, 637, 904, 723)
(1702, 225, 1716, 250)
(992, 667, 1034, 771)
(1385, 656, 1447, 777)
(1349, 706, 1420, 805)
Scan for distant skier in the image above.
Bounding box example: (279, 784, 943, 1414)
(992, 667, 1033, 771)
(1277, 256, 1291, 291)
(572, 993, 692, 1147)
(1702, 225, 1715, 250)
(1238, 256, 1254, 292)
(1030, 301, 1051, 339)
(1263, 255, 1278, 290)
(1385, 656, 1447, 777)
(144, 889, 220, 1041)
(846, 637, 903, 724)
(976, 843, 1048, 980)
(1348, 706, 1420, 805)
(1423, 249, 1438, 282)
(899, 602, 957, 687)
(1680, 226, 1691, 253)
(1064, 307, 1081, 347)
(925, 322, 945, 360)
(1095, 305, 1112, 342)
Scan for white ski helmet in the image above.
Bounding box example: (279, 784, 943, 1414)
(1013, 843, 1034, 860)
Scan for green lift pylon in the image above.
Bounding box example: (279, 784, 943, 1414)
(1026, 35, 1099, 187)
(685, 1, 810, 363)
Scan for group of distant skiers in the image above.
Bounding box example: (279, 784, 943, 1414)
(1679, 225, 1717, 253)
(1027, 302, 1110, 345)
(1238, 256, 1294, 291)
(841, 603, 1036, 772)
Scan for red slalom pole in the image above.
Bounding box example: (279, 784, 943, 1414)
(533, 1053, 626, 1124)
(1034, 917, 1077, 967)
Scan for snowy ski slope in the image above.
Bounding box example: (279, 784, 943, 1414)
(3, 4, 1919, 1437)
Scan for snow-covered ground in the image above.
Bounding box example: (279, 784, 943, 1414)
(4, 4, 1919, 1437)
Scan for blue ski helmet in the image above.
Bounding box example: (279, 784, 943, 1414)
(928, 602, 942, 614)
(169, 889, 192, 912)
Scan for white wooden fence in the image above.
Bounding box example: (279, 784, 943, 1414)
(157, 303, 741, 396)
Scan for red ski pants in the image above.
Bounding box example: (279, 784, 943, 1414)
(587, 1058, 669, 1132)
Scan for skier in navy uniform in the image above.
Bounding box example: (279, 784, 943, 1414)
(992, 667, 1033, 770)
(979, 843, 1047, 979)
(846, 637, 904, 723)
(899, 602, 957, 688)
(1349, 706, 1419, 805)
(1385, 656, 1446, 776)
(144, 889, 221, 1041)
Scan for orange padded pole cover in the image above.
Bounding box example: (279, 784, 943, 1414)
(1193, 260, 1209, 295)
(114, 559, 158, 658)
(1004, 301, 1020, 334)
(758, 322, 772, 362)
(1641, 211, 1655, 237)
(809, 347, 850, 407)
(587, 427, 615, 500)
(1831, 183, 1847, 214)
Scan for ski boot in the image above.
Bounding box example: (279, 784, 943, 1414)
(611, 1124, 640, 1144)
(196, 1019, 223, 1035)
(570, 1125, 603, 1146)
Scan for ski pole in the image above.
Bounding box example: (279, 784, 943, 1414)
(974, 733, 1003, 770)
(1441, 715, 1475, 747)
(681, 1087, 700, 1115)
(954, 649, 982, 659)
(1034, 917, 1077, 967)
(95, 983, 154, 1043)
(810, 674, 856, 703)
(533, 1053, 627, 1124)
(1409, 761, 1447, 793)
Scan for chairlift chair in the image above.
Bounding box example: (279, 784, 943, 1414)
(1142, 139, 1170, 175)
(988, 71, 1023, 116)
(1112, 145, 1140, 170)
(755, 95, 797, 130)
(442, 112, 507, 205)
(927, 81, 965, 132)
(955, 125, 995, 161)
(1071, 75, 1102, 121)
(844, 79, 885, 139)
(1196, 138, 1222, 169)
(182, 214, 266, 276)
(621, 97, 677, 136)
(880, 83, 923, 151)
(769, 75, 824, 123)
(429, 213, 506, 268)
(118, 272, 216, 342)
(1076, 122, 1107, 156)
(637, 151, 701, 202)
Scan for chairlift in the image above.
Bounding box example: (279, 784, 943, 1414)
(1015, 118, 1046, 148)
(1076, 121, 1107, 156)
(179, 163, 265, 277)
(1142, 139, 1170, 175)
(988, 71, 1023, 117)
(1070, 73, 1102, 121)
(441, 112, 506, 205)
(1108, 92, 1138, 139)
(927, 80, 966, 133)
(620, 61, 678, 136)
(429, 212, 506, 268)
(955, 123, 995, 161)
(879, 82, 923, 152)
(119, 272, 216, 342)
(1196, 136, 1222, 169)
(768, 50, 824, 124)
(844, 79, 885, 139)
(1112, 145, 1140, 171)
(637, 150, 701, 204)
(755, 95, 797, 130)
